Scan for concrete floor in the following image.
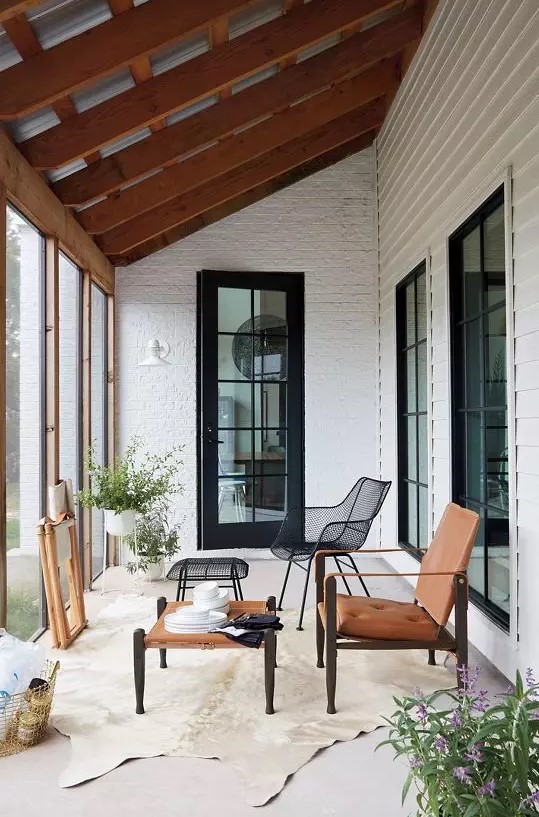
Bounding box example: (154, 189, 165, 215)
(2, 555, 507, 816)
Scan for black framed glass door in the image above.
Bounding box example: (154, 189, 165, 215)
(198, 271, 304, 549)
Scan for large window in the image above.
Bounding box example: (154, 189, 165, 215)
(396, 262, 429, 552)
(91, 283, 108, 581)
(5, 205, 45, 639)
(59, 253, 82, 494)
(449, 187, 509, 627)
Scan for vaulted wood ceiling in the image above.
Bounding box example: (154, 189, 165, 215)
(0, 0, 438, 266)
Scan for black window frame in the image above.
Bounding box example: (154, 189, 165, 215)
(449, 185, 510, 630)
(396, 261, 429, 558)
(90, 281, 109, 582)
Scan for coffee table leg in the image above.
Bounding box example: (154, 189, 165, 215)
(157, 596, 168, 669)
(264, 629, 276, 715)
(133, 628, 146, 714)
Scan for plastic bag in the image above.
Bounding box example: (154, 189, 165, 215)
(0, 628, 45, 701)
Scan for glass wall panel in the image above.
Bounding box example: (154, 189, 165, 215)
(91, 284, 107, 580)
(5, 205, 44, 639)
(59, 254, 80, 492)
(450, 188, 509, 627)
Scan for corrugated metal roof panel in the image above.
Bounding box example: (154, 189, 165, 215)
(229, 0, 283, 39)
(9, 107, 61, 142)
(29, 0, 112, 50)
(71, 68, 135, 113)
(165, 95, 218, 127)
(99, 127, 152, 158)
(47, 159, 88, 183)
(150, 31, 209, 76)
(297, 32, 341, 62)
(0, 26, 22, 71)
(231, 64, 278, 95)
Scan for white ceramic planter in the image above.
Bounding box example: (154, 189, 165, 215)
(141, 560, 164, 582)
(104, 509, 136, 537)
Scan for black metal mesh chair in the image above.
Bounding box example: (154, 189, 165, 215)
(271, 477, 391, 629)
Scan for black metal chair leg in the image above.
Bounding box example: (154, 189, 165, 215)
(345, 554, 370, 597)
(297, 558, 313, 631)
(277, 561, 292, 611)
(334, 556, 352, 595)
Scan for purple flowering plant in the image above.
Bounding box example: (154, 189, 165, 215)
(378, 667, 539, 815)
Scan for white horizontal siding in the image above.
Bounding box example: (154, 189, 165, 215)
(376, 0, 539, 678)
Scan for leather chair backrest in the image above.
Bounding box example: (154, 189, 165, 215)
(415, 503, 479, 627)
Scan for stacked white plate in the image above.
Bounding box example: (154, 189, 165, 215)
(164, 608, 228, 634)
(164, 581, 230, 634)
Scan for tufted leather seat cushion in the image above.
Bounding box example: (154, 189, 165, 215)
(319, 594, 439, 641)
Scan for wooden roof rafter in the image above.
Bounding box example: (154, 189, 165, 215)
(0, 0, 440, 267)
(97, 99, 387, 256)
(109, 130, 377, 267)
(22, 0, 406, 169)
(53, 7, 422, 205)
(0, 0, 259, 118)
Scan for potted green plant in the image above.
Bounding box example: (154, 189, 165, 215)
(78, 438, 182, 536)
(124, 503, 180, 581)
(380, 666, 539, 815)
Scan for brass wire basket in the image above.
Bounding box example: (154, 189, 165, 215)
(0, 660, 59, 757)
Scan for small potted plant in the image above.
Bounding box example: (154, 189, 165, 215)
(78, 438, 182, 536)
(380, 666, 539, 815)
(125, 503, 180, 581)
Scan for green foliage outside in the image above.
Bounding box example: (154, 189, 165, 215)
(6, 587, 40, 641)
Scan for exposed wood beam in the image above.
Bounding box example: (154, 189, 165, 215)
(80, 63, 395, 234)
(2, 14, 102, 165)
(0, 0, 257, 119)
(111, 131, 376, 266)
(0, 185, 6, 628)
(24, 0, 403, 169)
(211, 17, 232, 101)
(0, 0, 42, 23)
(99, 100, 386, 255)
(0, 129, 113, 293)
(280, 0, 305, 69)
(54, 8, 420, 204)
(108, 0, 165, 134)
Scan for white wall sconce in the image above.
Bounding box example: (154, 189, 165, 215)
(139, 338, 171, 366)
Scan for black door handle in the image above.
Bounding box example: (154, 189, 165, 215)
(208, 437, 224, 444)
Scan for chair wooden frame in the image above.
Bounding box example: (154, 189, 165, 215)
(36, 517, 87, 649)
(315, 549, 469, 714)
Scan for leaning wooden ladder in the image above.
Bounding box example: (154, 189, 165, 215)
(36, 480, 87, 649)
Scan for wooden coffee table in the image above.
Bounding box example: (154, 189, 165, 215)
(133, 595, 277, 715)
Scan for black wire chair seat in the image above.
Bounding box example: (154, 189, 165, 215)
(166, 557, 249, 601)
(270, 477, 392, 629)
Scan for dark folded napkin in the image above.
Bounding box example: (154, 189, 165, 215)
(229, 614, 283, 631)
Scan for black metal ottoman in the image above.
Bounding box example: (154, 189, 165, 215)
(166, 557, 249, 602)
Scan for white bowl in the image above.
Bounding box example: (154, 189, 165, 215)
(193, 581, 220, 600)
(194, 588, 230, 611)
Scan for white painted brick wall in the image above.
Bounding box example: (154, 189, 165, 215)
(116, 150, 378, 556)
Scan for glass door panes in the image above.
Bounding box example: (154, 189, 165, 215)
(396, 262, 429, 553)
(217, 287, 287, 524)
(450, 188, 509, 627)
(5, 205, 44, 639)
(91, 284, 107, 580)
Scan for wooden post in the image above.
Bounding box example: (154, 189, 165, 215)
(45, 236, 60, 501)
(106, 293, 115, 567)
(81, 271, 92, 587)
(0, 186, 6, 628)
